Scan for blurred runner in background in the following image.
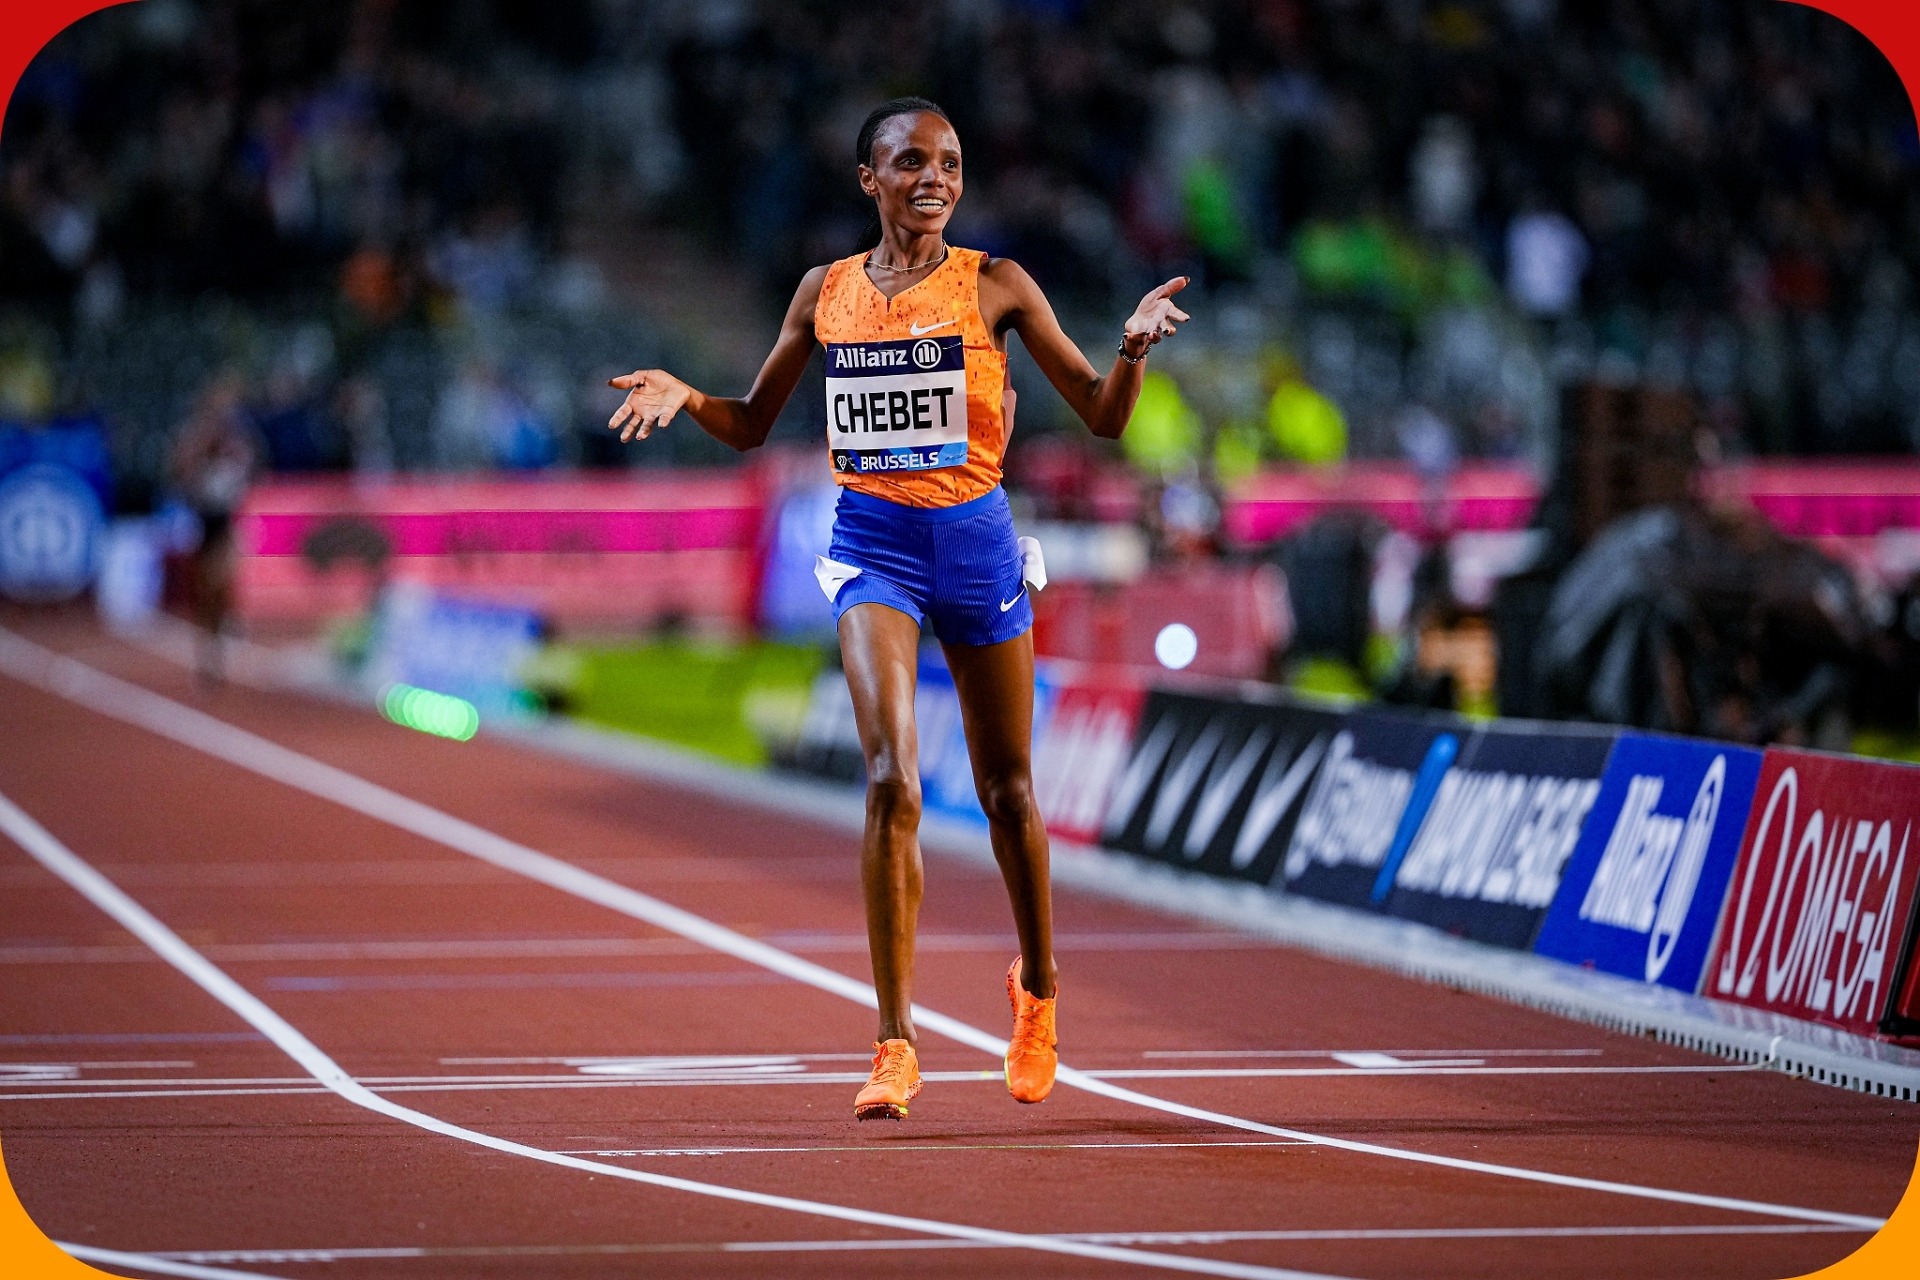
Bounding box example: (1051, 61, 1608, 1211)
(169, 374, 259, 684)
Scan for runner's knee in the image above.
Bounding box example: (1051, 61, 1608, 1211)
(976, 769, 1036, 828)
(865, 764, 922, 829)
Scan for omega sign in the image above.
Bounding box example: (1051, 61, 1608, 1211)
(1704, 750, 1920, 1036)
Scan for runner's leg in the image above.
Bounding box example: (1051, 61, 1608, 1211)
(839, 602, 926, 1043)
(944, 630, 1057, 999)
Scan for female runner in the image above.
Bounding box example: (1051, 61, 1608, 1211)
(608, 97, 1188, 1120)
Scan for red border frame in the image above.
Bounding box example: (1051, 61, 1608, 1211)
(0, 3, 1915, 1277)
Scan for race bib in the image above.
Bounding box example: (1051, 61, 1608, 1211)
(824, 337, 968, 474)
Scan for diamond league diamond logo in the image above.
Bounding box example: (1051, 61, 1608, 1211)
(0, 463, 104, 602)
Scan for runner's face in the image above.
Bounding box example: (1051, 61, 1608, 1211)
(860, 113, 962, 238)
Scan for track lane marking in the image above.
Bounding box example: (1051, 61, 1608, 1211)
(0, 1062, 1764, 1093)
(0, 931, 1274, 965)
(55, 1242, 291, 1280)
(559, 1141, 1314, 1155)
(0, 789, 1355, 1280)
(0, 633, 1888, 1233)
(143, 1221, 1868, 1265)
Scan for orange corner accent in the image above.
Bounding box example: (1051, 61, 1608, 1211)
(0, 1135, 132, 1279)
(1789, 1140, 1920, 1279)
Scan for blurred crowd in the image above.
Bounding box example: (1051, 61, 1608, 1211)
(0, 0, 1916, 500)
(656, 0, 1920, 460)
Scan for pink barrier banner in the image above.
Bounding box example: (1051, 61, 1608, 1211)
(1223, 460, 1920, 544)
(240, 474, 764, 557)
(1224, 464, 1537, 543)
(233, 472, 768, 630)
(1701, 462, 1920, 538)
(1703, 748, 1920, 1038)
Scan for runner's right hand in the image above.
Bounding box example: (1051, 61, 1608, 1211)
(607, 370, 692, 442)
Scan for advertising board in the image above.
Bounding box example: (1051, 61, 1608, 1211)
(1101, 690, 1344, 885)
(1532, 735, 1763, 991)
(364, 583, 543, 719)
(1381, 725, 1616, 948)
(1031, 671, 1144, 845)
(1277, 709, 1462, 908)
(1703, 748, 1920, 1037)
(0, 420, 111, 603)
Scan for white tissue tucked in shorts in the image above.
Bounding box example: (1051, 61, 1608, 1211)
(813, 555, 863, 602)
(1017, 536, 1047, 593)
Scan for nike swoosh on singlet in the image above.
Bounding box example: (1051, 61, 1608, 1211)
(908, 319, 957, 336)
(999, 588, 1026, 612)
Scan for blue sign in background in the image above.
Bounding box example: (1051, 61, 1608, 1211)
(1280, 709, 1462, 911)
(0, 420, 112, 602)
(915, 652, 1057, 826)
(1533, 734, 1763, 993)
(1382, 725, 1617, 948)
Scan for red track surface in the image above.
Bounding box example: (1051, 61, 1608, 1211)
(0, 615, 1914, 1280)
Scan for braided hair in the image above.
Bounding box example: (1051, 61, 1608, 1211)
(855, 96, 951, 168)
(853, 97, 953, 252)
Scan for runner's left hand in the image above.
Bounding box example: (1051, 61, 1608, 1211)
(1122, 277, 1191, 358)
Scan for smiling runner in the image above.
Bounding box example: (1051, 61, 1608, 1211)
(608, 96, 1189, 1121)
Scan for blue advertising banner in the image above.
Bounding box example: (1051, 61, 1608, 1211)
(1381, 724, 1618, 948)
(1535, 735, 1764, 992)
(1279, 709, 1466, 910)
(366, 583, 544, 720)
(915, 651, 1059, 826)
(0, 419, 112, 602)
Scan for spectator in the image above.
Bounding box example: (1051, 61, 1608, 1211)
(1506, 203, 1590, 318)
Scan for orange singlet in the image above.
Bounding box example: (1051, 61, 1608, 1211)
(813, 246, 1008, 508)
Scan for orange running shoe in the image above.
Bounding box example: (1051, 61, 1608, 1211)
(854, 1038, 922, 1121)
(1004, 956, 1057, 1103)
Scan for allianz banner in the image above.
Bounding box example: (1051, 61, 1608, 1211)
(1279, 710, 1465, 910)
(1103, 690, 1344, 886)
(1379, 725, 1617, 948)
(1532, 736, 1764, 993)
(1703, 748, 1920, 1037)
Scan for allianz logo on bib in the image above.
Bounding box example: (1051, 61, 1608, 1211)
(1577, 756, 1723, 983)
(833, 342, 943, 371)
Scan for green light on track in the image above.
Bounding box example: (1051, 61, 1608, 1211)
(380, 683, 479, 741)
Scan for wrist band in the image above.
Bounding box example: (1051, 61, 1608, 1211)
(1117, 340, 1147, 365)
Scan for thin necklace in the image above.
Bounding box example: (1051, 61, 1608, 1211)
(867, 242, 948, 274)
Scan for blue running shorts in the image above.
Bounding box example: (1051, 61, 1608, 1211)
(816, 486, 1034, 647)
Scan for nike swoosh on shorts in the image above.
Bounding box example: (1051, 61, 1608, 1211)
(999, 588, 1026, 612)
(909, 319, 957, 336)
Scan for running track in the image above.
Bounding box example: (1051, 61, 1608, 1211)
(0, 615, 1914, 1280)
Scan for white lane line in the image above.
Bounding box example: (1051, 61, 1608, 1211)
(149, 1221, 1866, 1265)
(560, 1141, 1313, 1156)
(0, 932, 1270, 966)
(1087, 1065, 1759, 1079)
(0, 790, 1349, 1280)
(56, 1242, 291, 1280)
(1142, 1049, 1606, 1059)
(4, 1086, 336, 1101)
(0, 633, 1888, 1233)
(0, 1062, 1763, 1094)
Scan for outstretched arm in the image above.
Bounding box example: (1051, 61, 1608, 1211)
(981, 262, 1189, 440)
(608, 266, 827, 451)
